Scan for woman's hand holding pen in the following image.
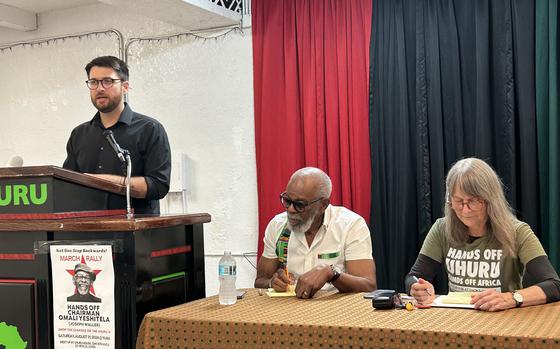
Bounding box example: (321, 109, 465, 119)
(410, 276, 436, 305)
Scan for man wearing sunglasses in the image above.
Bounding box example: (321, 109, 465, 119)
(255, 167, 377, 298)
(63, 56, 171, 214)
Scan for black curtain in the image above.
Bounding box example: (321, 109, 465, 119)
(369, 0, 539, 292)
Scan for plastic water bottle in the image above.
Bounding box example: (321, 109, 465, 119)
(218, 251, 237, 305)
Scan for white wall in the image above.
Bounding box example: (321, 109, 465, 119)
(0, 3, 258, 296)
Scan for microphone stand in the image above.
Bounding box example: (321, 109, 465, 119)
(123, 150, 133, 219)
(103, 130, 133, 219)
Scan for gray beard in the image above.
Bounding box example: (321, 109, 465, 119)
(287, 210, 318, 234)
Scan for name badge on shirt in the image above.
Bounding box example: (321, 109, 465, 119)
(318, 251, 340, 259)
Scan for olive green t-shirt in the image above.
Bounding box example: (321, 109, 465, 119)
(420, 218, 547, 292)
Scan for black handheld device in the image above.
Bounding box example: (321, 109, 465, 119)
(365, 289, 398, 310)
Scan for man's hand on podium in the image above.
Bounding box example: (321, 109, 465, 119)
(85, 173, 148, 198)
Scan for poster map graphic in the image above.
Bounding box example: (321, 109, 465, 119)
(0, 322, 27, 349)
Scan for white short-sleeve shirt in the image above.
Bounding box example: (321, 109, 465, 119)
(262, 205, 373, 288)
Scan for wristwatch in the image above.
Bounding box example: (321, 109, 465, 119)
(329, 264, 341, 283)
(511, 291, 523, 308)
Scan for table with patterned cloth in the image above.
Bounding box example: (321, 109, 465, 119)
(136, 289, 560, 349)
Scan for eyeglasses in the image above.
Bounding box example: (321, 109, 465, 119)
(280, 192, 323, 213)
(85, 78, 124, 90)
(448, 196, 485, 211)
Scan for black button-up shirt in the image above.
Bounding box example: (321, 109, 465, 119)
(63, 103, 171, 214)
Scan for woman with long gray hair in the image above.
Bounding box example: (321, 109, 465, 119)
(405, 158, 560, 311)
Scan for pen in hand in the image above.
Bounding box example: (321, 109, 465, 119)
(285, 266, 293, 283)
(412, 275, 432, 296)
(284, 266, 295, 292)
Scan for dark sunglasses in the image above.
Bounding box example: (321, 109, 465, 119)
(280, 192, 323, 213)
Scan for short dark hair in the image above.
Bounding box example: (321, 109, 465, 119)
(85, 55, 129, 81)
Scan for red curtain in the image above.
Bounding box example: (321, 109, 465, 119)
(252, 0, 373, 256)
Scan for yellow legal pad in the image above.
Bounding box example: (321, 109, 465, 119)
(266, 286, 296, 297)
(440, 292, 473, 304)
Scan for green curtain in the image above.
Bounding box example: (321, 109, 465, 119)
(536, 0, 559, 271)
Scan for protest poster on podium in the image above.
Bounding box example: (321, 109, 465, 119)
(50, 245, 115, 349)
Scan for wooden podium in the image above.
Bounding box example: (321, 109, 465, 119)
(0, 166, 210, 349)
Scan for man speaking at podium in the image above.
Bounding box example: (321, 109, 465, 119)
(63, 56, 171, 214)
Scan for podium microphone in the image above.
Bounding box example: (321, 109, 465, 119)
(103, 130, 126, 162)
(5, 155, 23, 167)
(103, 130, 133, 219)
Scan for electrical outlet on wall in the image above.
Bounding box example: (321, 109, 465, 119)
(169, 152, 190, 193)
